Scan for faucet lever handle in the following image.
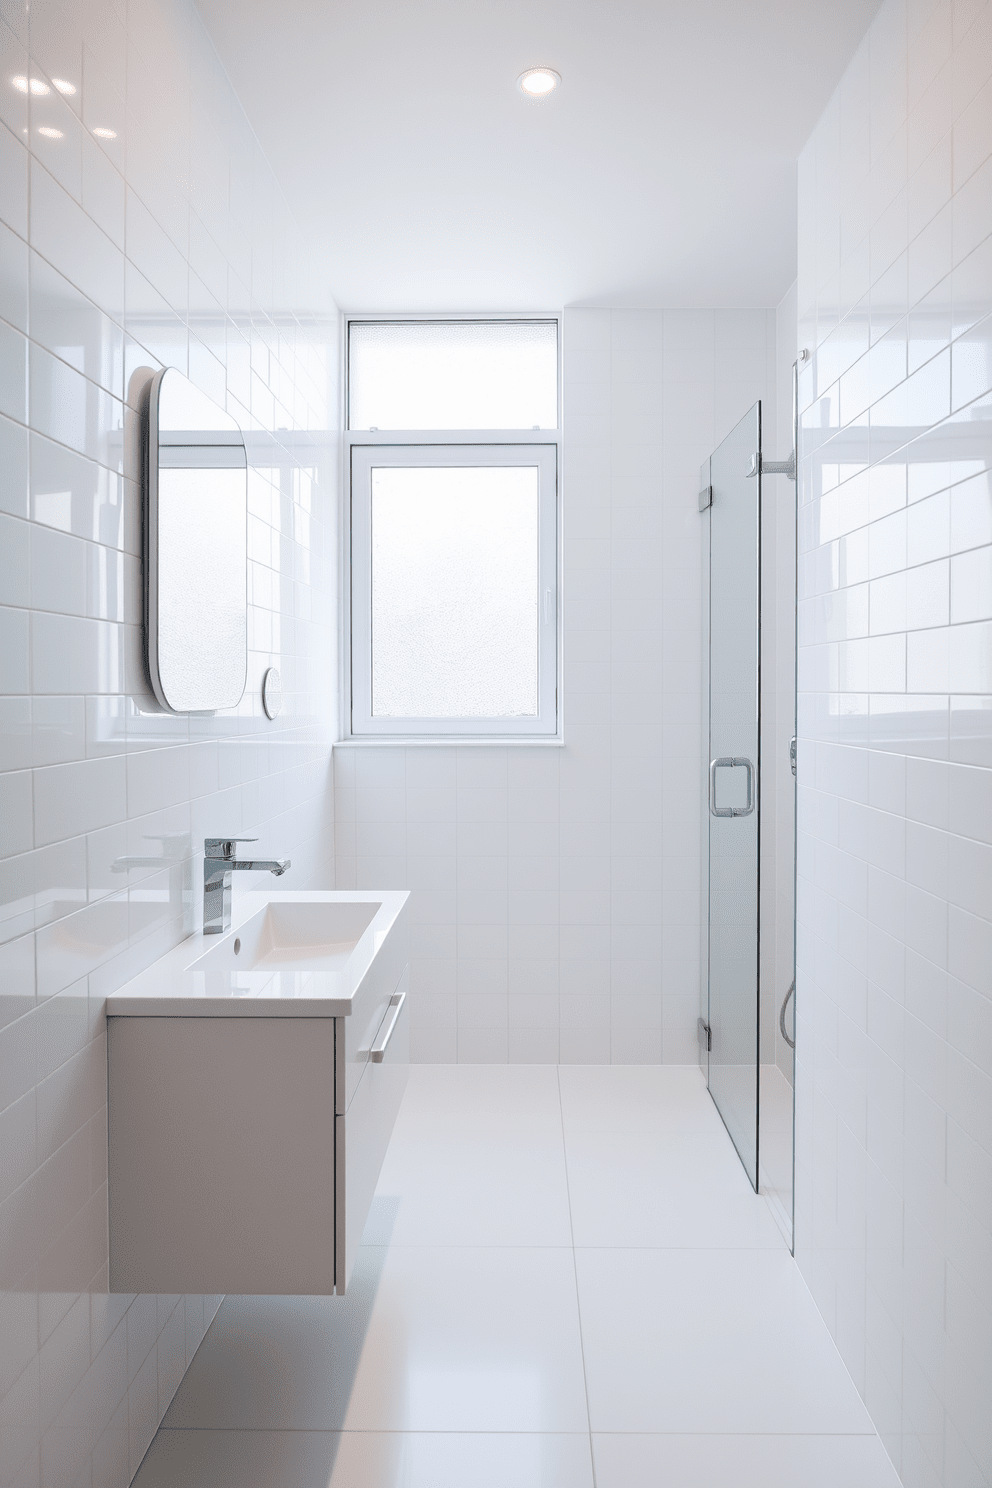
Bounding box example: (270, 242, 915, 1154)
(205, 837, 258, 859)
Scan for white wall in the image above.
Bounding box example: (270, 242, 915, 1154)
(794, 0, 992, 1482)
(0, 0, 338, 1482)
(338, 307, 776, 1064)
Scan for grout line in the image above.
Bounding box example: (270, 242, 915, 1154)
(556, 1063, 598, 1488)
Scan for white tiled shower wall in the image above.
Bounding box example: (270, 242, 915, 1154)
(0, 0, 339, 1482)
(794, 0, 992, 1482)
(337, 307, 778, 1064)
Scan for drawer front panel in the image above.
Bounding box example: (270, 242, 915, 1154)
(337, 900, 409, 1113)
(109, 1016, 336, 1295)
(335, 965, 410, 1292)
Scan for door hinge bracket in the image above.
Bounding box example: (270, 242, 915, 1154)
(746, 450, 796, 481)
(697, 1017, 712, 1053)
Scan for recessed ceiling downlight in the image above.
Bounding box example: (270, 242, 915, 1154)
(517, 67, 560, 99)
(12, 75, 50, 95)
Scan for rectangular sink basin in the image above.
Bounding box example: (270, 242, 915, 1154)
(189, 900, 381, 974)
(105, 890, 407, 1018)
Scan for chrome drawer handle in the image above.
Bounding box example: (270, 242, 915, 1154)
(370, 990, 406, 1062)
(709, 757, 755, 818)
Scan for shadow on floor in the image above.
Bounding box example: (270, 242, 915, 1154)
(134, 1198, 401, 1485)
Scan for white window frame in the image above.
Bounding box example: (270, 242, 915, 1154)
(342, 314, 562, 744)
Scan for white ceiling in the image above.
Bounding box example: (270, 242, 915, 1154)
(194, 0, 881, 311)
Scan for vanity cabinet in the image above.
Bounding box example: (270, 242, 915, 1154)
(106, 891, 409, 1296)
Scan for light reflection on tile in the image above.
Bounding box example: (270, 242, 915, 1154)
(797, 2, 992, 1480)
(2, 0, 339, 1481)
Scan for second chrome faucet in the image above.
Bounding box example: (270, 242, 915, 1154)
(203, 837, 290, 934)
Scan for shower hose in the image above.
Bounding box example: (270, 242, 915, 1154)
(779, 979, 795, 1049)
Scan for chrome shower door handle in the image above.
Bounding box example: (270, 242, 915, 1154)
(709, 757, 755, 818)
(709, 758, 733, 817)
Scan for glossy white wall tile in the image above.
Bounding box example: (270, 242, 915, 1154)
(0, 0, 339, 1483)
(795, 0, 992, 1482)
(339, 309, 776, 1065)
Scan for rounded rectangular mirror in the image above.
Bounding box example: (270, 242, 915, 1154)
(145, 368, 248, 713)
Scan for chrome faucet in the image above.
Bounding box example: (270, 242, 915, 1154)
(203, 838, 290, 935)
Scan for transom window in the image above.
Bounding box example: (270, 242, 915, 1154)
(347, 319, 560, 741)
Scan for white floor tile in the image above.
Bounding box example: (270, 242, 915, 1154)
(563, 1128, 784, 1248)
(329, 1431, 595, 1487)
(369, 1065, 572, 1247)
(164, 1246, 590, 1433)
(558, 1064, 712, 1133)
(134, 1429, 595, 1488)
(591, 1432, 902, 1487)
(132, 1429, 339, 1487)
(575, 1247, 875, 1434)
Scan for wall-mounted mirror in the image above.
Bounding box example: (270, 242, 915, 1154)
(145, 368, 248, 713)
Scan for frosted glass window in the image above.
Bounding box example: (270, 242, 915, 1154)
(350, 444, 558, 737)
(371, 467, 538, 718)
(349, 321, 558, 430)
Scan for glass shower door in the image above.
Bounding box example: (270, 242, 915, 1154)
(707, 403, 761, 1190)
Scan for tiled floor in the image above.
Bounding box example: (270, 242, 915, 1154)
(133, 1066, 899, 1487)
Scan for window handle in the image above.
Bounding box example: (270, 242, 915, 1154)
(543, 588, 552, 624)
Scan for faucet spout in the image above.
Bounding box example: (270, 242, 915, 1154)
(202, 838, 291, 934)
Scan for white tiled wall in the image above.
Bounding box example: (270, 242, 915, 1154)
(0, 0, 338, 1483)
(338, 308, 776, 1064)
(794, 0, 992, 1482)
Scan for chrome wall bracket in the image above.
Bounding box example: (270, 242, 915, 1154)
(746, 450, 796, 481)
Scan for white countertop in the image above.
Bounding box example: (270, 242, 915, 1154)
(105, 890, 409, 1018)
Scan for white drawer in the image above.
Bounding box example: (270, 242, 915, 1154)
(335, 965, 410, 1292)
(337, 901, 410, 1114)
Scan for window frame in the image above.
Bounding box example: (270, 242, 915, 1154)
(342, 314, 563, 744)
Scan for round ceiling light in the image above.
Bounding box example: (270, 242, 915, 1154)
(52, 77, 76, 95)
(12, 75, 50, 95)
(517, 67, 560, 99)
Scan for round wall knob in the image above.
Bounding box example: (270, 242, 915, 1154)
(261, 667, 282, 720)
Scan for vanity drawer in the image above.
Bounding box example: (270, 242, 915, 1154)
(337, 899, 409, 1114)
(335, 964, 410, 1292)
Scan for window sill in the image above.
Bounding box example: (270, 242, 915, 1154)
(333, 737, 565, 748)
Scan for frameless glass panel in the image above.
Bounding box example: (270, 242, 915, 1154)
(349, 321, 558, 430)
(371, 465, 539, 717)
(707, 403, 761, 1190)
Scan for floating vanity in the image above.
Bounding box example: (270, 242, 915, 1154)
(106, 890, 409, 1297)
